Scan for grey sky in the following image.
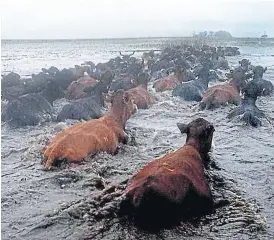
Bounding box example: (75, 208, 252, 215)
(1, 0, 274, 39)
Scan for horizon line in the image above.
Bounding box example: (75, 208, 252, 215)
(2, 36, 274, 41)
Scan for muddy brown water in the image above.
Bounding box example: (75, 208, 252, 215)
(1, 39, 274, 239)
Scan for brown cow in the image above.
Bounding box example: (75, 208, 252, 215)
(65, 75, 97, 100)
(153, 68, 187, 92)
(66, 71, 115, 100)
(199, 67, 247, 110)
(126, 72, 154, 109)
(43, 89, 137, 169)
(121, 118, 215, 226)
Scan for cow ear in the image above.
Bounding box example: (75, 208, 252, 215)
(264, 67, 267, 72)
(177, 123, 188, 134)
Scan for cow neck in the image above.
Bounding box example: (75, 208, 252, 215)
(105, 103, 127, 129)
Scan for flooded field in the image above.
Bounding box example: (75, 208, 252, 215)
(1, 38, 274, 239)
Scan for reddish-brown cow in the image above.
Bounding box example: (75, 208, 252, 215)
(121, 118, 215, 226)
(43, 90, 137, 169)
(126, 73, 154, 109)
(199, 67, 247, 110)
(66, 75, 97, 100)
(153, 68, 187, 92)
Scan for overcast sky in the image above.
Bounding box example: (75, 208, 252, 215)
(1, 0, 274, 39)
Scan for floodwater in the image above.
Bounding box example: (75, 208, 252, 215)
(1, 38, 274, 239)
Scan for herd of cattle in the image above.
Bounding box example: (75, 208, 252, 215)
(1, 44, 273, 226)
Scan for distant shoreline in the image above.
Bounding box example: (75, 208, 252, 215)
(1, 37, 274, 41)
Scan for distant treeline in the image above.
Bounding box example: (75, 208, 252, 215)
(192, 31, 233, 39)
